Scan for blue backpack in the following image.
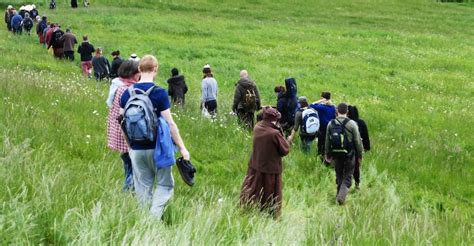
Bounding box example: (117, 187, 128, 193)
(123, 86, 157, 144)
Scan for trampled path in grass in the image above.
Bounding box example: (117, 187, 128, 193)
(0, 0, 473, 244)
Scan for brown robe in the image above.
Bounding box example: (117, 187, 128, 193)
(240, 120, 290, 217)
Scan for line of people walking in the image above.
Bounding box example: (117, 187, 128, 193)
(6, 4, 372, 219)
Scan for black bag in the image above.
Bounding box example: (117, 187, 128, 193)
(51, 30, 64, 48)
(328, 118, 353, 157)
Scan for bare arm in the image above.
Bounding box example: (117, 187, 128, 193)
(160, 109, 190, 160)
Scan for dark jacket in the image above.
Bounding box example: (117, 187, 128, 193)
(348, 106, 370, 151)
(59, 32, 77, 52)
(4, 11, 9, 25)
(276, 92, 296, 130)
(249, 120, 290, 174)
(36, 20, 47, 34)
(50, 29, 64, 48)
(77, 41, 95, 61)
(92, 56, 110, 76)
(167, 75, 188, 103)
(110, 57, 123, 78)
(232, 78, 261, 112)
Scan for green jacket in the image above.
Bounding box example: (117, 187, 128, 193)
(325, 116, 363, 157)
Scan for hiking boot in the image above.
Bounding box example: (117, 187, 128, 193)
(176, 157, 196, 187)
(336, 185, 349, 205)
(355, 183, 360, 191)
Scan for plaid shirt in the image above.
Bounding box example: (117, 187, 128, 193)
(107, 86, 129, 153)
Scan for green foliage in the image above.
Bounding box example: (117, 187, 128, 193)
(1, 0, 473, 244)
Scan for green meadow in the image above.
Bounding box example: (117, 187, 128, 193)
(0, 0, 473, 244)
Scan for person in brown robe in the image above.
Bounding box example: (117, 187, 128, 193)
(240, 106, 290, 218)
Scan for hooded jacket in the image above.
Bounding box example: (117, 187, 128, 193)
(249, 120, 290, 174)
(348, 106, 371, 151)
(232, 78, 261, 112)
(167, 75, 187, 101)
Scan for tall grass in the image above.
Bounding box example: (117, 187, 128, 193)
(1, 0, 473, 244)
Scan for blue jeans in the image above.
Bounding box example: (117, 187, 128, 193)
(120, 153, 134, 191)
(130, 149, 174, 218)
(300, 135, 316, 153)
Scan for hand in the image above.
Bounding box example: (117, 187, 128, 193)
(180, 147, 190, 161)
(325, 155, 333, 163)
(357, 157, 362, 164)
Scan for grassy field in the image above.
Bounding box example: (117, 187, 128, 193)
(1, 0, 473, 244)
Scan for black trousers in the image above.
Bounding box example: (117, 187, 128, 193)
(237, 110, 255, 131)
(204, 100, 217, 115)
(64, 51, 74, 61)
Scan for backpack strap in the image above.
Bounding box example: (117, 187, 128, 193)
(335, 118, 353, 135)
(143, 85, 156, 96)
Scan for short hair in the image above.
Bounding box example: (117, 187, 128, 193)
(82, 35, 88, 41)
(139, 55, 158, 73)
(337, 103, 348, 114)
(240, 70, 248, 78)
(171, 67, 179, 76)
(321, 91, 331, 100)
(274, 85, 286, 93)
(118, 60, 139, 79)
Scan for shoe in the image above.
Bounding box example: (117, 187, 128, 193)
(355, 183, 360, 191)
(336, 186, 348, 205)
(176, 157, 196, 187)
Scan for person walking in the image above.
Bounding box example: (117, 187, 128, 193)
(275, 78, 298, 134)
(119, 55, 190, 219)
(4, 5, 14, 31)
(325, 103, 363, 205)
(240, 106, 290, 218)
(167, 67, 188, 106)
(71, 0, 78, 8)
(36, 15, 47, 44)
(60, 28, 77, 61)
(92, 48, 110, 80)
(106, 60, 140, 191)
(10, 9, 23, 34)
(21, 12, 33, 35)
(310, 92, 336, 163)
(110, 50, 123, 79)
(77, 36, 95, 78)
(201, 64, 218, 116)
(232, 70, 261, 130)
(348, 105, 371, 190)
(49, 24, 64, 58)
(287, 96, 319, 153)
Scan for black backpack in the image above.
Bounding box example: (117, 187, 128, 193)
(328, 118, 354, 157)
(51, 30, 64, 48)
(23, 18, 33, 30)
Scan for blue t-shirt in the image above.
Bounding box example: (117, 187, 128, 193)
(310, 103, 336, 129)
(120, 82, 170, 150)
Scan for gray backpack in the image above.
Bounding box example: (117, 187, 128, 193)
(123, 86, 157, 144)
